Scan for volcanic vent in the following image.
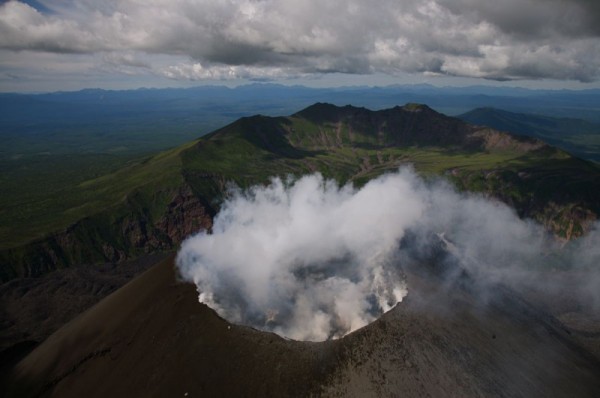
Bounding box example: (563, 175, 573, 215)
(176, 171, 418, 341)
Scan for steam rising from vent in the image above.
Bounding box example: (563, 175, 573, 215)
(177, 168, 600, 341)
(176, 170, 423, 341)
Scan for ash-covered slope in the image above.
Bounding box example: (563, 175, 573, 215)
(5, 255, 600, 398)
(5, 256, 337, 398)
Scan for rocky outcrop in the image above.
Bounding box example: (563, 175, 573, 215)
(536, 202, 597, 241)
(155, 184, 213, 245)
(472, 128, 546, 152)
(448, 168, 598, 239)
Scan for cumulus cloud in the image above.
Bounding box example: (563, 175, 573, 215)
(1, 0, 599, 83)
(0, 1, 102, 53)
(176, 169, 600, 341)
(162, 62, 300, 81)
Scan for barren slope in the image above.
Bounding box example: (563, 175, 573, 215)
(5, 255, 600, 398)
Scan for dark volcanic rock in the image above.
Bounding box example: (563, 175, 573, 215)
(155, 184, 213, 245)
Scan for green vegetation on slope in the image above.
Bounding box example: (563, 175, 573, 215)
(0, 144, 188, 250)
(1, 103, 599, 281)
(179, 104, 599, 232)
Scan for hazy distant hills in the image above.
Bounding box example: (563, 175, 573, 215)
(2, 84, 600, 159)
(1, 103, 599, 283)
(460, 108, 600, 162)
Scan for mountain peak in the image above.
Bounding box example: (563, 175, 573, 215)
(294, 102, 445, 124)
(399, 103, 433, 112)
(293, 102, 366, 122)
(289, 102, 472, 148)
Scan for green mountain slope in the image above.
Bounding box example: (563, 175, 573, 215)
(459, 107, 600, 162)
(1, 103, 599, 281)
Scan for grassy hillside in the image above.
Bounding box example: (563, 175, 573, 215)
(179, 105, 521, 189)
(0, 146, 187, 249)
(183, 104, 599, 236)
(1, 103, 599, 281)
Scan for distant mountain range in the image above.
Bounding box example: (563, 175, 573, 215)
(2, 84, 600, 159)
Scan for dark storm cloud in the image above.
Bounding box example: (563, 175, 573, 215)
(570, 0, 600, 34)
(441, 0, 600, 39)
(0, 0, 599, 82)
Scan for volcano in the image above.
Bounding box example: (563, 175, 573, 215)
(4, 253, 600, 398)
(2, 103, 600, 397)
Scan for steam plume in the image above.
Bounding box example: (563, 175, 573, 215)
(177, 170, 425, 340)
(177, 168, 600, 341)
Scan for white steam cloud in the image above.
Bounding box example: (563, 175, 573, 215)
(177, 168, 600, 341)
(177, 171, 421, 341)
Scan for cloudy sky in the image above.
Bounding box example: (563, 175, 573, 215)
(1, 0, 600, 92)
